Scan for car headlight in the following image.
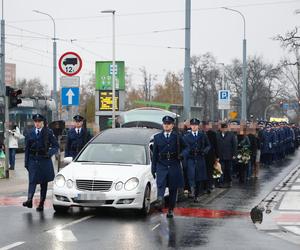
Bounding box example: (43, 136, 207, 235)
(55, 174, 65, 188)
(124, 177, 139, 191)
(115, 181, 123, 191)
(66, 179, 73, 189)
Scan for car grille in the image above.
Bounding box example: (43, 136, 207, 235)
(76, 179, 113, 192)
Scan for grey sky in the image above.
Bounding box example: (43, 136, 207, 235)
(4, 0, 300, 91)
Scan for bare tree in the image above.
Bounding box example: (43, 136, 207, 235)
(226, 56, 284, 119)
(16, 78, 47, 97)
(152, 72, 182, 104)
(190, 53, 222, 120)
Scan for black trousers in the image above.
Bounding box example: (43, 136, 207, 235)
(28, 182, 48, 201)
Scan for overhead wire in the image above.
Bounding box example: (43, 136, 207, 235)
(7, 0, 300, 24)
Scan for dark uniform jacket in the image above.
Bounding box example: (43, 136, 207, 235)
(151, 131, 185, 189)
(65, 127, 92, 159)
(216, 131, 237, 161)
(183, 131, 211, 181)
(25, 127, 59, 184)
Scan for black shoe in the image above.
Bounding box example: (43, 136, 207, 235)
(166, 209, 174, 218)
(9, 167, 14, 170)
(22, 200, 32, 208)
(155, 197, 164, 211)
(36, 202, 44, 212)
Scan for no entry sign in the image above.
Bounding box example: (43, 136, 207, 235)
(58, 51, 82, 76)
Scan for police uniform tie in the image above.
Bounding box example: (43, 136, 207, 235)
(77, 129, 80, 135)
(36, 129, 40, 137)
(194, 132, 197, 137)
(166, 133, 169, 139)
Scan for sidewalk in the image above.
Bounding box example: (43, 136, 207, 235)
(255, 163, 300, 245)
(0, 153, 58, 196)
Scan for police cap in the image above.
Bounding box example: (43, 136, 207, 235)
(73, 115, 84, 122)
(190, 118, 200, 125)
(162, 116, 175, 124)
(32, 114, 44, 122)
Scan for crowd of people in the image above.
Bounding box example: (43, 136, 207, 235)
(180, 119, 300, 200)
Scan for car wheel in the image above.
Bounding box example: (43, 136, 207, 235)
(140, 185, 151, 216)
(53, 205, 69, 213)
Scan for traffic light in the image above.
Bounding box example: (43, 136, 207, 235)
(6, 86, 22, 108)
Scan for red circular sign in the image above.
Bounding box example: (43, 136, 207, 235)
(58, 51, 83, 76)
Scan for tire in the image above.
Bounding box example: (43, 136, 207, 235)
(53, 205, 69, 213)
(139, 185, 151, 216)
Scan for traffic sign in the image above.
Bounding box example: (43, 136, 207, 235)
(59, 52, 82, 76)
(95, 61, 125, 90)
(61, 87, 79, 106)
(218, 90, 231, 110)
(60, 76, 80, 87)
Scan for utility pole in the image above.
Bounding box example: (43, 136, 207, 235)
(1, 0, 8, 178)
(183, 0, 191, 120)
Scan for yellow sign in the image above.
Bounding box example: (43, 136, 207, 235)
(99, 91, 119, 111)
(229, 111, 238, 119)
(269, 117, 289, 123)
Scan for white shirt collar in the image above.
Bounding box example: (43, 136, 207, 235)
(164, 131, 171, 138)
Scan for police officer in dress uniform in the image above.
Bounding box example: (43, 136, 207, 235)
(65, 115, 92, 159)
(261, 123, 276, 165)
(151, 116, 185, 218)
(183, 118, 210, 202)
(23, 114, 59, 211)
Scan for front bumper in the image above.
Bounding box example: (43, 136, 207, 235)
(53, 187, 145, 209)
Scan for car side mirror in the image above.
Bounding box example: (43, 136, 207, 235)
(64, 157, 73, 165)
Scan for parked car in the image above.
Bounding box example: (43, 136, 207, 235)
(52, 127, 160, 215)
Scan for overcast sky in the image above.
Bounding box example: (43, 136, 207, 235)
(4, 0, 300, 92)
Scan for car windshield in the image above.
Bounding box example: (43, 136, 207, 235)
(76, 143, 147, 165)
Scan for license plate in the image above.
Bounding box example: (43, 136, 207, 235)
(77, 193, 106, 200)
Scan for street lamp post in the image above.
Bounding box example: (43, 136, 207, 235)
(101, 10, 116, 128)
(223, 7, 247, 122)
(33, 10, 58, 121)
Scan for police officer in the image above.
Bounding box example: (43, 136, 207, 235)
(261, 123, 276, 165)
(23, 114, 59, 211)
(183, 118, 210, 202)
(151, 116, 185, 218)
(65, 115, 92, 159)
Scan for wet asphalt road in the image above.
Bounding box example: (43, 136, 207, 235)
(1, 152, 300, 249)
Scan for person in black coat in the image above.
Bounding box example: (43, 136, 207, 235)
(216, 123, 237, 188)
(23, 114, 59, 211)
(183, 118, 210, 202)
(151, 116, 186, 218)
(202, 121, 218, 190)
(65, 115, 92, 159)
(247, 128, 258, 179)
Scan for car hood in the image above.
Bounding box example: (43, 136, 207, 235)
(59, 162, 148, 182)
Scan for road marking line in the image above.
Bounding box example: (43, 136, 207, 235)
(47, 215, 94, 233)
(283, 226, 300, 236)
(152, 223, 161, 231)
(49, 229, 77, 242)
(0, 242, 25, 250)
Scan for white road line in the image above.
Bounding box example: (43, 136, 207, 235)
(283, 226, 300, 236)
(49, 229, 77, 242)
(0, 242, 25, 250)
(152, 223, 161, 231)
(47, 215, 94, 233)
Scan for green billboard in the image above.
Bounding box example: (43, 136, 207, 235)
(95, 61, 125, 90)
